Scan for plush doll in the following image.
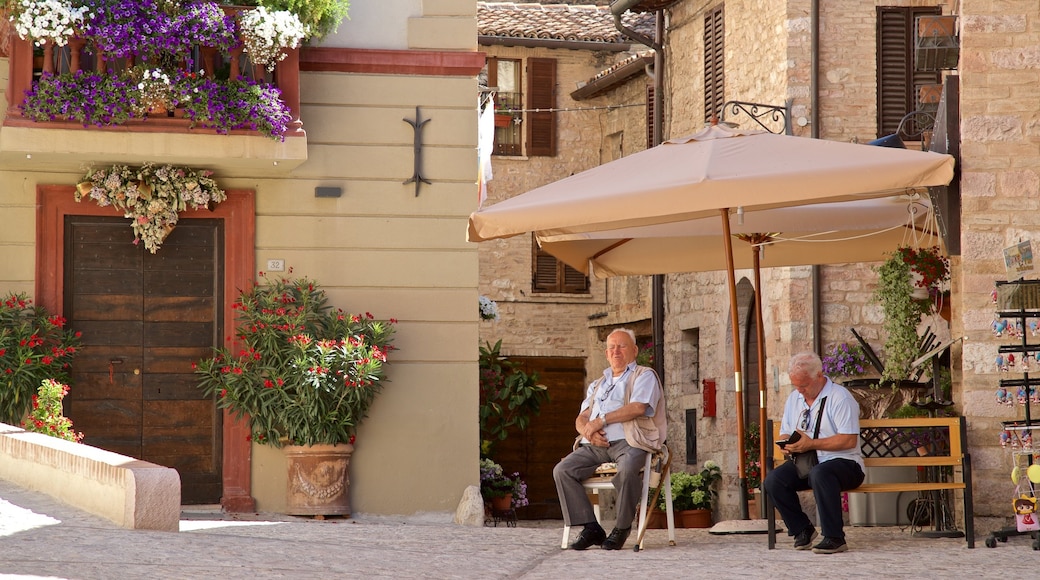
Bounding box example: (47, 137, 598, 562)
(1014, 496, 1039, 532)
(993, 318, 1008, 338)
(997, 386, 1012, 406)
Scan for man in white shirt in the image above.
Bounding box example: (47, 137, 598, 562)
(553, 328, 664, 551)
(764, 351, 865, 554)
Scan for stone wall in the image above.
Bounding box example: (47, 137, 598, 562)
(479, 43, 652, 365)
(958, 2, 1040, 518)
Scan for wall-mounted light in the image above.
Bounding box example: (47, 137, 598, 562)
(315, 186, 343, 198)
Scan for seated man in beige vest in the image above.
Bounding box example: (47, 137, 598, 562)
(553, 328, 666, 550)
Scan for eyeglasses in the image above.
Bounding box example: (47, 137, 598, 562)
(798, 408, 811, 431)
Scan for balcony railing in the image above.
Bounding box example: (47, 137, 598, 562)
(4, 33, 302, 139)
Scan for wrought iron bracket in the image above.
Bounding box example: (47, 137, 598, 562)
(721, 100, 792, 135)
(403, 106, 432, 196)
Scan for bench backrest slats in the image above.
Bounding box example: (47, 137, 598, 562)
(771, 417, 964, 467)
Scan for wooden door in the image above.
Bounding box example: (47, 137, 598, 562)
(63, 216, 223, 504)
(494, 356, 586, 519)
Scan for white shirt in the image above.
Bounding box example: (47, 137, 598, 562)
(580, 362, 661, 443)
(780, 378, 864, 469)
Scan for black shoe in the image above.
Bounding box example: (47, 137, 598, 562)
(793, 526, 818, 550)
(812, 536, 848, 554)
(601, 527, 631, 550)
(569, 525, 606, 550)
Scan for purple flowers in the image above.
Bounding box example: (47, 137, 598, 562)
(23, 70, 292, 139)
(78, 0, 236, 62)
(821, 342, 870, 377)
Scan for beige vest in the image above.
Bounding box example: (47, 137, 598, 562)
(580, 366, 667, 453)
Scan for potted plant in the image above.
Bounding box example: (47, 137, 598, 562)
(242, 0, 350, 42)
(821, 342, 872, 383)
(479, 458, 529, 512)
(75, 162, 227, 253)
(0, 292, 82, 426)
(478, 295, 499, 321)
(21, 379, 83, 443)
(657, 460, 721, 527)
(872, 246, 949, 385)
(478, 340, 548, 457)
(237, 5, 308, 72)
(195, 272, 396, 515)
(744, 423, 761, 506)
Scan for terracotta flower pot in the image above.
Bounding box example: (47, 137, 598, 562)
(284, 442, 354, 516)
(678, 508, 713, 528)
(490, 493, 513, 512)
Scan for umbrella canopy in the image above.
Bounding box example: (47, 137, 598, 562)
(537, 194, 942, 277)
(467, 124, 955, 243)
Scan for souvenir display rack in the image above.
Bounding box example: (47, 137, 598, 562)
(985, 280, 1040, 549)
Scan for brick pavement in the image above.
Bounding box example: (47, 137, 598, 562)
(1, 479, 1037, 579)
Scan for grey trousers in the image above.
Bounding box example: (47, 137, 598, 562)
(552, 439, 648, 528)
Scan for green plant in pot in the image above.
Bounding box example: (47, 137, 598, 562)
(478, 339, 549, 457)
(872, 246, 949, 385)
(479, 457, 529, 510)
(195, 273, 396, 447)
(195, 273, 396, 515)
(658, 460, 722, 513)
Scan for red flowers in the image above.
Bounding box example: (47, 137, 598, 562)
(194, 274, 397, 447)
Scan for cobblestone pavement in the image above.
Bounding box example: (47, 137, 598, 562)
(1, 480, 1038, 579)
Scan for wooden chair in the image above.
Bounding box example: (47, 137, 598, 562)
(561, 444, 676, 551)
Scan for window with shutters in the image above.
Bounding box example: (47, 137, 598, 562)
(532, 235, 589, 294)
(487, 57, 557, 157)
(876, 6, 941, 138)
(704, 5, 725, 123)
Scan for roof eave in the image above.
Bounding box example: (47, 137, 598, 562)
(478, 35, 636, 52)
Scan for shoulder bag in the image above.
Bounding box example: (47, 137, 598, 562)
(792, 396, 827, 479)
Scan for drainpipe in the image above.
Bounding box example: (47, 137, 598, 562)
(811, 0, 823, 354)
(611, 1, 666, 382)
(811, 0, 820, 139)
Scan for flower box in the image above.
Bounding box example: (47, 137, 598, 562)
(4, 1, 304, 140)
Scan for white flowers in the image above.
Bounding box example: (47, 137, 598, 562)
(10, 0, 88, 46)
(133, 68, 174, 116)
(479, 295, 500, 321)
(239, 6, 309, 72)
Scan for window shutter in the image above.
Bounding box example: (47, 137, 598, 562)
(532, 237, 589, 294)
(527, 58, 556, 157)
(532, 249, 560, 292)
(704, 6, 725, 123)
(877, 7, 940, 137)
(562, 264, 590, 293)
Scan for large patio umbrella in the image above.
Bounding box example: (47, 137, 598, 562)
(467, 123, 955, 516)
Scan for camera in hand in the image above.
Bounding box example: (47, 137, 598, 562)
(776, 430, 802, 449)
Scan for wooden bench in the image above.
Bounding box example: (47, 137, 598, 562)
(765, 416, 975, 548)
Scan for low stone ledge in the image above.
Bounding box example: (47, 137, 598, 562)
(0, 423, 180, 531)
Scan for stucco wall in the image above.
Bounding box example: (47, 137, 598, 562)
(0, 2, 480, 518)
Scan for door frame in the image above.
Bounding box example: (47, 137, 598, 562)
(36, 184, 257, 511)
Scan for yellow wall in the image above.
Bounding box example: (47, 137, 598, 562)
(0, 2, 480, 517)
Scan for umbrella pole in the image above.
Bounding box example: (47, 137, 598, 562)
(720, 209, 748, 519)
(753, 245, 768, 519)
